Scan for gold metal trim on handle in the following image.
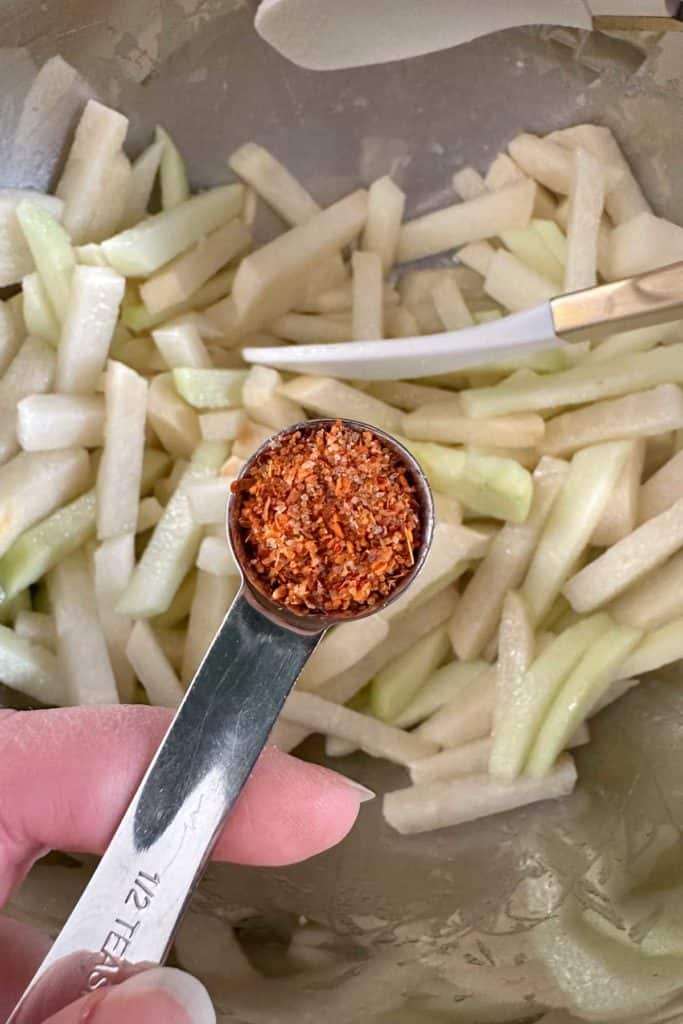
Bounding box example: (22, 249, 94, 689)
(593, 15, 683, 31)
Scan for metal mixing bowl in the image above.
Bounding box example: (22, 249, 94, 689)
(3, 5, 683, 1022)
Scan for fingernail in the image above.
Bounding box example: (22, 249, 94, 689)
(341, 777, 376, 803)
(107, 967, 216, 1023)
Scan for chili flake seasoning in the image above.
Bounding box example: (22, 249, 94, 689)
(232, 420, 421, 616)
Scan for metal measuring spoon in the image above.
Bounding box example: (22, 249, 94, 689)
(9, 418, 434, 1024)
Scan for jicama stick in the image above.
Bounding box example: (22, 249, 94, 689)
(489, 614, 611, 781)
(155, 627, 185, 673)
(97, 361, 148, 540)
(299, 616, 389, 693)
(0, 337, 57, 463)
(269, 720, 310, 753)
(370, 624, 451, 722)
(485, 153, 525, 190)
(196, 535, 239, 577)
(122, 268, 236, 334)
(151, 571, 196, 629)
(14, 611, 56, 651)
(231, 419, 273, 460)
(564, 148, 605, 293)
(484, 249, 556, 312)
(126, 619, 184, 708)
(186, 477, 231, 525)
(431, 275, 474, 330)
(351, 251, 383, 341)
(393, 659, 488, 729)
(521, 442, 631, 624)
(0, 623, 65, 706)
(610, 548, 683, 630)
(452, 167, 487, 201)
(137, 497, 163, 533)
(489, 591, 534, 778)
(117, 442, 227, 618)
(199, 409, 247, 442)
(509, 133, 620, 196)
(617, 618, 683, 680)
(229, 142, 320, 225)
(16, 201, 75, 322)
(365, 381, 459, 412)
(384, 755, 576, 835)
(140, 219, 250, 315)
(280, 376, 402, 435)
(457, 240, 495, 277)
(461, 345, 683, 419)
(361, 176, 406, 271)
(449, 457, 567, 659)
(416, 668, 495, 748)
(639, 450, 683, 522)
(154, 460, 188, 506)
(85, 151, 131, 244)
(21, 273, 59, 345)
(232, 190, 367, 323)
(242, 366, 304, 431)
(587, 323, 682, 364)
(268, 312, 351, 345)
(526, 625, 642, 778)
(181, 570, 238, 683)
(17, 394, 103, 452)
(565, 498, 683, 613)
(172, 368, 247, 411)
(0, 189, 64, 287)
(397, 179, 536, 263)
(282, 691, 438, 766)
(500, 226, 564, 286)
(121, 138, 164, 228)
(147, 373, 201, 459)
(155, 126, 189, 210)
(607, 212, 683, 280)
(591, 439, 645, 548)
(56, 266, 125, 394)
(0, 490, 95, 604)
(94, 533, 136, 702)
(402, 405, 544, 448)
(532, 219, 567, 264)
(0, 301, 20, 375)
(49, 550, 119, 704)
(152, 323, 212, 370)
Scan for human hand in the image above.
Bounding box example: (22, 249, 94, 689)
(0, 705, 369, 1023)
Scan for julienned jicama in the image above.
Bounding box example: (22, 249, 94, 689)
(1, 96, 683, 835)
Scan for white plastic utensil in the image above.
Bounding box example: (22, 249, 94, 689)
(244, 261, 683, 381)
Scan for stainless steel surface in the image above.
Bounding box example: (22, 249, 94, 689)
(3, 8, 683, 1023)
(552, 260, 683, 340)
(8, 420, 434, 1024)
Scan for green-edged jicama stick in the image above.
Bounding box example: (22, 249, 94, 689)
(526, 624, 642, 778)
(125, 619, 184, 708)
(488, 591, 534, 779)
(370, 623, 451, 722)
(393, 659, 488, 729)
(97, 361, 148, 540)
(21, 273, 59, 345)
(94, 533, 135, 702)
(17, 394, 104, 451)
(155, 125, 189, 211)
(0, 336, 57, 463)
(172, 368, 247, 411)
(383, 755, 577, 835)
(0, 624, 66, 706)
(16, 201, 75, 321)
(181, 570, 239, 684)
(0, 189, 64, 288)
(117, 441, 227, 618)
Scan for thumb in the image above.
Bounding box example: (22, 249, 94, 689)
(44, 967, 215, 1024)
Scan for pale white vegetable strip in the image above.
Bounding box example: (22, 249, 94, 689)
(402, 404, 544, 449)
(232, 190, 367, 323)
(85, 151, 131, 244)
(154, 459, 189, 506)
(0, 337, 57, 463)
(0, 190, 64, 287)
(366, 381, 459, 412)
(187, 477, 232, 525)
(617, 618, 683, 680)
(588, 323, 682, 364)
(325, 736, 358, 758)
(97, 361, 148, 539)
(532, 219, 567, 264)
(16, 202, 75, 322)
(269, 720, 312, 753)
(299, 617, 389, 693)
(147, 373, 200, 459)
(394, 659, 488, 730)
(229, 142, 320, 225)
(155, 628, 185, 673)
(181, 571, 239, 683)
(0, 624, 65, 706)
(140, 219, 250, 315)
(56, 266, 125, 394)
(196, 535, 239, 577)
(231, 419, 273, 460)
(386, 306, 420, 338)
(281, 376, 402, 435)
(94, 533, 136, 702)
(75, 244, 108, 268)
(500, 227, 564, 286)
(488, 614, 611, 781)
(370, 624, 451, 722)
(173, 368, 246, 411)
(17, 394, 104, 451)
(397, 179, 536, 263)
(122, 139, 164, 228)
(126, 620, 184, 708)
(351, 250, 383, 341)
(14, 611, 56, 651)
(639, 450, 683, 522)
(410, 737, 493, 784)
(0, 448, 90, 560)
(156, 125, 189, 211)
(56, 100, 129, 244)
(0, 301, 20, 375)
(199, 409, 247, 442)
(361, 176, 406, 272)
(489, 591, 534, 778)
(457, 240, 495, 277)
(49, 550, 119, 705)
(137, 497, 163, 533)
(282, 691, 438, 765)
(591, 439, 645, 548)
(398, 268, 451, 333)
(484, 249, 556, 312)
(527, 625, 642, 778)
(607, 212, 683, 280)
(610, 549, 683, 630)
(452, 167, 487, 201)
(296, 283, 353, 314)
(485, 153, 525, 190)
(169, 312, 225, 341)
(521, 442, 631, 625)
(242, 366, 304, 431)
(384, 755, 576, 835)
(152, 323, 212, 370)
(117, 442, 227, 618)
(268, 313, 351, 345)
(542, 385, 683, 457)
(431, 275, 474, 330)
(416, 668, 495, 749)
(564, 148, 605, 292)
(22, 273, 60, 344)
(461, 345, 683, 419)
(564, 498, 683, 613)
(102, 185, 244, 277)
(509, 133, 620, 196)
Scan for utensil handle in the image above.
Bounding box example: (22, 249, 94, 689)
(551, 260, 683, 341)
(9, 590, 322, 1024)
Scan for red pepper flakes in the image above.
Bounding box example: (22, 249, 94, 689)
(232, 420, 421, 616)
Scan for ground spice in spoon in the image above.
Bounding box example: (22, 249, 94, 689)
(232, 420, 421, 616)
